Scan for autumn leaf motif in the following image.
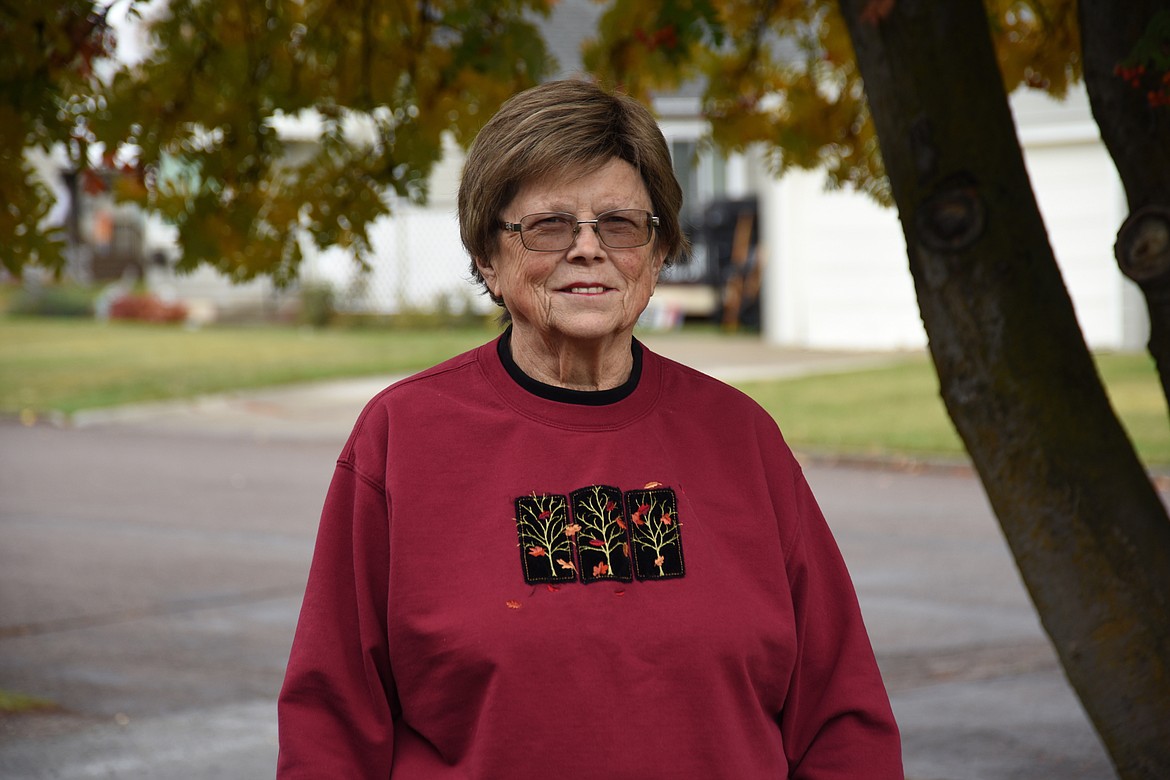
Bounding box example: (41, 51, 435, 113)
(631, 503, 650, 526)
(626, 488, 685, 580)
(564, 523, 581, 537)
(570, 485, 634, 583)
(506, 600, 522, 610)
(514, 493, 575, 583)
(557, 558, 576, 572)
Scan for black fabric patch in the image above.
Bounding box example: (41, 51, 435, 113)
(569, 485, 634, 583)
(625, 488, 686, 580)
(514, 493, 577, 584)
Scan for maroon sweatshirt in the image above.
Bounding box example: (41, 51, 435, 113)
(277, 335, 902, 778)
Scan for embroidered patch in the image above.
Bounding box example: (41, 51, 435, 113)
(570, 485, 633, 583)
(625, 488, 686, 580)
(514, 493, 577, 584)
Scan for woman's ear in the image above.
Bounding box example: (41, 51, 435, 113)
(475, 256, 499, 296)
(649, 247, 666, 294)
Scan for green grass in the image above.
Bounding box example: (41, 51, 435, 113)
(0, 317, 495, 416)
(736, 352, 1170, 465)
(3, 316, 1166, 465)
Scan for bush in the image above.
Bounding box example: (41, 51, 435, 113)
(299, 282, 336, 328)
(108, 292, 188, 323)
(6, 284, 95, 317)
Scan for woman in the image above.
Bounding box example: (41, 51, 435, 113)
(278, 79, 902, 778)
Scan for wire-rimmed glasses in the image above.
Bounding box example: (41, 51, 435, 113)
(501, 209, 659, 252)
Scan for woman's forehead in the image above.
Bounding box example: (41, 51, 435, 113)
(508, 159, 650, 214)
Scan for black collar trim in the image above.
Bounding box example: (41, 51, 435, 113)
(497, 328, 642, 406)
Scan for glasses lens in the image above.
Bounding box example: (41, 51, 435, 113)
(515, 210, 655, 251)
(519, 213, 575, 251)
(597, 210, 652, 248)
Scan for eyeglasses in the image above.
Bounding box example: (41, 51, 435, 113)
(501, 209, 659, 252)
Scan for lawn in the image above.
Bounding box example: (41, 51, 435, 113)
(0, 317, 494, 416)
(735, 352, 1170, 465)
(2, 316, 1166, 465)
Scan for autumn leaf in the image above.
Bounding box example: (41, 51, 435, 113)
(661, 512, 673, 525)
(557, 558, 576, 571)
(546, 584, 560, 593)
(506, 600, 522, 610)
(593, 562, 609, 577)
(643, 482, 663, 489)
(528, 546, 547, 557)
(615, 516, 627, 530)
(538, 510, 551, 519)
(654, 555, 666, 567)
(630, 511, 645, 526)
(606, 500, 617, 512)
(589, 539, 607, 547)
(564, 523, 581, 537)
(860, 0, 895, 26)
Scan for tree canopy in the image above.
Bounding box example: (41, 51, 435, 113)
(2, 0, 555, 283)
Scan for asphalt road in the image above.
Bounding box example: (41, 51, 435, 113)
(0, 387, 1117, 778)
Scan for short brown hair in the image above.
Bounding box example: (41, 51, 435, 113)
(459, 79, 690, 305)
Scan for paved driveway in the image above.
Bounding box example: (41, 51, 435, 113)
(0, 375, 1117, 778)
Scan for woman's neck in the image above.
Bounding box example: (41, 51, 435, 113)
(509, 327, 635, 391)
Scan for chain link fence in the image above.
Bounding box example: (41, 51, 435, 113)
(305, 204, 494, 318)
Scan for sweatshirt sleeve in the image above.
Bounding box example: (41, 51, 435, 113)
(277, 453, 395, 778)
(778, 464, 904, 779)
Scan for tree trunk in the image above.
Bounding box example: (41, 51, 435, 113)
(836, 0, 1170, 776)
(1079, 0, 1170, 412)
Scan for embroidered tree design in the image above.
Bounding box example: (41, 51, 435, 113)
(628, 490, 683, 579)
(515, 493, 575, 582)
(571, 485, 632, 581)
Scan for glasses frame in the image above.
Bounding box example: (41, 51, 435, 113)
(501, 209, 660, 252)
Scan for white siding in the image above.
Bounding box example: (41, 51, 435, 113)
(763, 84, 1146, 351)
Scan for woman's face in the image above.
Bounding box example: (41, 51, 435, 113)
(477, 158, 665, 350)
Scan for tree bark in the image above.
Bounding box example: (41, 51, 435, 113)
(836, 1, 1170, 776)
(1079, 0, 1170, 409)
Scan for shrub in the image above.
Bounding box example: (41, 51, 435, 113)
(108, 293, 188, 323)
(7, 285, 94, 317)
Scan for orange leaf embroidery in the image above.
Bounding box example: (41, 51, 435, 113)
(506, 600, 522, 609)
(588, 539, 606, 547)
(564, 523, 581, 537)
(654, 555, 665, 567)
(593, 562, 609, 577)
(661, 512, 673, 525)
(557, 558, 576, 571)
(643, 481, 663, 489)
(528, 546, 546, 557)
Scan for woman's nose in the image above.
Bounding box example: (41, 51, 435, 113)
(568, 222, 605, 259)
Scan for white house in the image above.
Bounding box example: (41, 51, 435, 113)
(78, 0, 1146, 351)
(296, 0, 1146, 352)
(759, 83, 1147, 351)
